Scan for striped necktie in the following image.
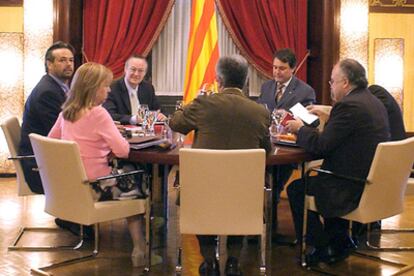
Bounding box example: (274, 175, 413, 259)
(275, 83, 285, 103)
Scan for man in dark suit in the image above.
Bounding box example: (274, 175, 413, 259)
(258, 48, 315, 111)
(368, 84, 405, 141)
(258, 48, 316, 242)
(286, 59, 390, 265)
(103, 55, 165, 125)
(19, 41, 75, 194)
(170, 55, 271, 276)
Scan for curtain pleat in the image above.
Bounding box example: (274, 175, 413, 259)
(83, 0, 175, 78)
(216, 0, 308, 81)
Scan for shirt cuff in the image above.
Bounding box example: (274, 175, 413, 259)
(129, 115, 138, 125)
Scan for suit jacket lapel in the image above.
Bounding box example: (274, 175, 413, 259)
(120, 79, 132, 114)
(278, 76, 297, 107)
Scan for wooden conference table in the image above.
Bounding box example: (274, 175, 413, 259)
(127, 142, 312, 166)
(126, 142, 314, 252)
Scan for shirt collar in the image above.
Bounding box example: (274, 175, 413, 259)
(48, 73, 69, 93)
(278, 76, 293, 89)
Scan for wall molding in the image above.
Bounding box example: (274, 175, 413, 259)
(370, 0, 414, 13)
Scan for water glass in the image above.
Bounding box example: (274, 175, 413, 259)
(175, 100, 184, 111)
(144, 110, 158, 136)
(137, 104, 149, 124)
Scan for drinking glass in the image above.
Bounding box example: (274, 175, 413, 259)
(175, 100, 184, 111)
(272, 109, 286, 125)
(137, 104, 149, 125)
(144, 110, 159, 136)
(199, 83, 214, 96)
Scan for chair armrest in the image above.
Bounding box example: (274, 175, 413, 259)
(310, 168, 368, 184)
(8, 155, 35, 160)
(85, 169, 144, 185)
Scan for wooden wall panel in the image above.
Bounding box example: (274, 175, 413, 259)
(307, 0, 341, 105)
(369, 13, 414, 131)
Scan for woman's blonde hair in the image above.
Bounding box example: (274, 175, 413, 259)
(62, 62, 113, 122)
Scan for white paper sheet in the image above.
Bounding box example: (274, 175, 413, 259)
(289, 103, 319, 125)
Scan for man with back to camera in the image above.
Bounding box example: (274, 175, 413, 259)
(285, 58, 389, 265)
(170, 54, 271, 276)
(368, 84, 405, 141)
(258, 48, 316, 243)
(103, 55, 166, 124)
(19, 41, 75, 194)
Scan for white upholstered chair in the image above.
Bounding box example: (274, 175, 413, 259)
(1, 116, 78, 250)
(176, 148, 267, 275)
(301, 137, 414, 267)
(301, 105, 332, 172)
(1, 116, 34, 196)
(29, 133, 151, 275)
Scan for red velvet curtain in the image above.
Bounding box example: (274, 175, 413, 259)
(216, 0, 308, 80)
(83, 0, 174, 78)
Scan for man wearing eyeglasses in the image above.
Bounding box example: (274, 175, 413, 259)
(103, 55, 166, 125)
(286, 59, 390, 266)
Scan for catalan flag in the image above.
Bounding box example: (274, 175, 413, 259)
(183, 0, 219, 104)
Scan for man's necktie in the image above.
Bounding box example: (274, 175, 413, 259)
(130, 92, 139, 115)
(275, 83, 285, 103)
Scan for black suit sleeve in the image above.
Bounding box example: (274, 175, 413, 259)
(103, 91, 132, 124)
(37, 89, 65, 133)
(297, 101, 356, 156)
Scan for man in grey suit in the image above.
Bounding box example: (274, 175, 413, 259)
(258, 48, 316, 242)
(170, 55, 271, 276)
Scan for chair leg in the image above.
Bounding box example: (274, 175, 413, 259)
(215, 236, 220, 262)
(365, 226, 414, 251)
(144, 193, 152, 272)
(301, 203, 309, 267)
(8, 226, 84, 251)
(260, 231, 266, 275)
(176, 247, 183, 275)
(30, 224, 98, 275)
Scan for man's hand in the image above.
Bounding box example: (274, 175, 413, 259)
(286, 118, 304, 134)
(157, 112, 167, 122)
(307, 105, 331, 124)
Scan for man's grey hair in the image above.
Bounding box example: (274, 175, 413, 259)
(125, 54, 147, 69)
(338, 58, 368, 89)
(216, 55, 248, 89)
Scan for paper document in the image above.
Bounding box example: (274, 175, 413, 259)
(289, 103, 319, 125)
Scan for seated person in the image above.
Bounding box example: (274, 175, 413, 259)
(368, 84, 405, 141)
(103, 55, 166, 125)
(286, 59, 389, 265)
(258, 48, 316, 239)
(48, 62, 161, 267)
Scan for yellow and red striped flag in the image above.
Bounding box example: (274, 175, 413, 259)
(183, 0, 219, 104)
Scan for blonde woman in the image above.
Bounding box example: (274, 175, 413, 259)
(48, 62, 160, 266)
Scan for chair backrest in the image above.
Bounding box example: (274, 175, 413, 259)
(315, 105, 332, 131)
(29, 133, 95, 222)
(343, 137, 414, 223)
(1, 116, 34, 196)
(179, 148, 266, 235)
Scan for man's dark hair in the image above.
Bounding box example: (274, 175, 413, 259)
(339, 58, 368, 89)
(273, 48, 297, 68)
(44, 41, 75, 73)
(216, 55, 248, 89)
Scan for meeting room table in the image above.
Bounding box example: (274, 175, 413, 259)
(126, 139, 315, 255)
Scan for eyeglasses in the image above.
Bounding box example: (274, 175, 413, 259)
(328, 78, 345, 86)
(128, 67, 146, 74)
